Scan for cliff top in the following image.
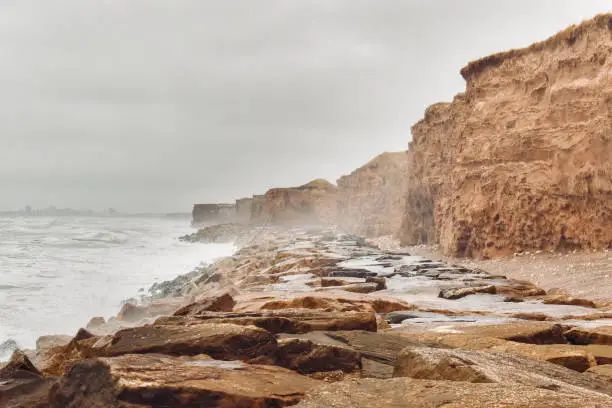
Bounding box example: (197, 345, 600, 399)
(460, 13, 612, 81)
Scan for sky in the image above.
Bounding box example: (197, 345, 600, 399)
(0, 1, 610, 212)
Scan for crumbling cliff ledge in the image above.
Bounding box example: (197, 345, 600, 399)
(401, 13, 612, 258)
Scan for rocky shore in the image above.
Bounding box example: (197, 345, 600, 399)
(2, 225, 612, 407)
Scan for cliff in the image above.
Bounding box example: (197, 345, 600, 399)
(337, 152, 408, 237)
(250, 179, 339, 225)
(401, 14, 612, 258)
(191, 203, 236, 226)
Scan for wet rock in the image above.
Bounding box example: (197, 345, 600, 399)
(49, 353, 321, 407)
(173, 291, 235, 316)
(294, 378, 612, 408)
(385, 311, 421, 324)
(393, 346, 611, 396)
(365, 276, 386, 290)
(320, 278, 352, 287)
(438, 285, 496, 300)
(116, 298, 185, 322)
(328, 269, 377, 278)
(565, 326, 612, 345)
(0, 351, 57, 408)
(336, 283, 380, 294)
(276, 338, 360, 374)
(36, 335, 72, 350)
(542, 295, 597, 308)
(90, 323, 278, 360)
(156, 309, 377, 334)
(73, 328, 96, 341)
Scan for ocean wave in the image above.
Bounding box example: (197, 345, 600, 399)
(72, 231, 129, 245)
(0, 339, 19, 361)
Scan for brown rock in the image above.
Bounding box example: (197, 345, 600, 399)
(254, 294, 413, 314)
(393, 346, 611, 396)
(173, 291, 235, 316)
(36, 335, 72, 350)
(588, 365, 612, 383)
(276, 338, 360, 374)
(90, 323, 278, 360)
(336, 151, 409, 237)
(320, 278, 352, 287)
(50, 354, 321, 407)
(543, 295, 597, 308)
(294, 378, 612, 408)
(0, 351, 56, 408)
(336, 283, 380, 294)
(365, 276, 387, 290)
(438, 285, 496, 300)
(454, 322, 569, 344)
(400, 14, 612, 258)
(155, 309, 377, 334)
(116, 298, 185, 322)
(565, 326, 612, 345)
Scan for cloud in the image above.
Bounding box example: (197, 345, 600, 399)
(0, 0, 609, 211)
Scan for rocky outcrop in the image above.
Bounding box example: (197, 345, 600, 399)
(336, 151, 408, 237)
(191, 203, 236, 226)
(401, 14, 612, 258)
(250, 179, 339, 225)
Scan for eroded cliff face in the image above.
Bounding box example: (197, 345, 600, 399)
(337, 152, 408, 237)
(401, 14, 612, 258)
(250, 179, 339, 225)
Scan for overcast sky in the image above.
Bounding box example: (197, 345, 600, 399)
(0, 1, 609, 212)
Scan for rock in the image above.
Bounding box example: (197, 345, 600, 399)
(49, 353, 321, 407)
(0, 351, 57, 408)
(294, 378, 612, 408)
(375, 315, 391, 330)
(402, 331, 595, 372)
(173, 291, 235, 316)
(276, 338, 360, 374)
(325, 331, 422, 366)
(116, 298, 185, 322)
(36, 335, 72, 350)
(320, 278, 352, 287)
(86, 317, 105, 329)
(438, 285, 496, 300)
(393, 346, 611, 396)
(90, 323, 278, 360)
(73, 328, 96, 341)
(253, 294, 413, 314)
(586, 345, 612, 365)
(365, 276, 386, 290)
(336, 283, 380, 294)
(588, 365, 612, 383)
(565, 326, 612, 345)
(400, 14, 612, 258)
(543, 295, 597, 308)
(385, 311, 421, 324)
(156, 309, 377, 333)
(336, 152, 409, 237)
(453, 322, 569, 345)
(327, 269, 377, 278)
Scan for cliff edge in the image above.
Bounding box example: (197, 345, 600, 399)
(401, 14, 612, 258)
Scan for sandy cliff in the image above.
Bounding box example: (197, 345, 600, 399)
(337, 152, 408, 237)
(401, 14, 612, 258)
(250, 179, 339, 225)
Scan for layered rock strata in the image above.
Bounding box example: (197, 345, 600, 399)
(401, 14, 612, 257)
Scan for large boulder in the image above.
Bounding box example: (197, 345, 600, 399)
(0, 351, 57, 408)
(276, 338, 360, 374)
(50, 353, 321, 407)
(90, 323, 277, 360)
(155, 309, 377, 334)
(294, 378, 612, 408)
(173, 291, 235, 316)
(565, 326, 612, 345)
(393, 346, 611, 396)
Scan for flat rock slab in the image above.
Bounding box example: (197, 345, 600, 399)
(294, 378, 612, 408)
(565, 326, 612, 345)
(439, 285, 496, 300)
(155, 309, 377, 333)
(276, 338, 360, 373)
(90, 323, 278, 360)
(452, 322, 570, 345)
(50, 354, 321, 408)
(393, 346, 612, 397)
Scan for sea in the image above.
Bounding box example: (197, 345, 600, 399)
(0, 215, 235, 360)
